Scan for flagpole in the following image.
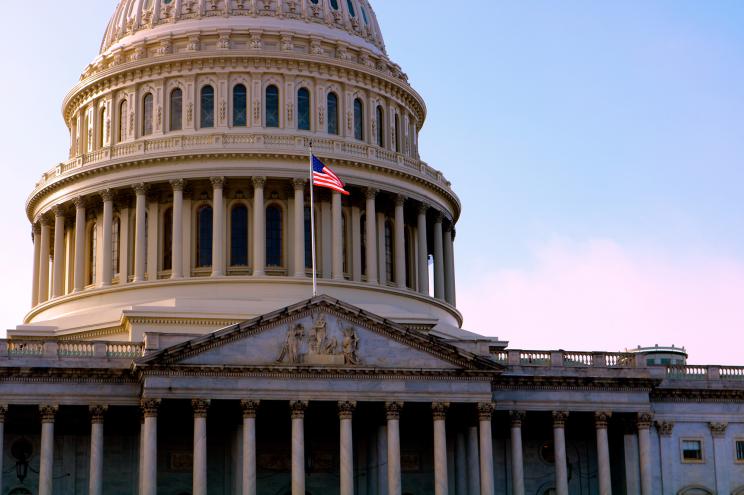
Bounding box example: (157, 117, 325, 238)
(308, 141, 318, 297)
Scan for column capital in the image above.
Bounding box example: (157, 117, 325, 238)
(338, 400, 357, 420)
(53, 205, 66, 218)
(170, 178, 186, 191)
(477, 401, 495, 420)
(74, 196, 87, 209)
(417, 202, 430, 215)
(39, 404, 58, 423)
(33, 222, 41, 235)
(210, 176, 225, 188)
(433, 211, 444, 223)
(432, 402, 450, 420)
(100, 189, 114, 202)
(290, 400, 309, 419)
(395, 194, 406, 207)
(709, 422, 728, 437)
(252, 176, 267, 188)
(510, 410, 526, 427)
(192, 399, 210, 418)
(594, 411, 612, 429)
(89, 405, 108, 424)
(39, 214, 52, 227)
(385, 401, 404, 420)
(141, 398, 161, 418)
(637, 412, 654, 430)
(241, 399, 260, 418)
(552, 411, 569, 428)
(364, 187, 378, 200)
(132, 182, 148, 195)
(656, 421, 674, 437)
(0, 404, 7, 422)
(293, 178, 307, 190)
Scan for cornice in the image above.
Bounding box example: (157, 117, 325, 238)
(651, 388, 744, 403)
(494, 375, 660, 392)
(0, 368, 136, 383)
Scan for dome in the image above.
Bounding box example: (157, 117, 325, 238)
(100, 0, 386, 57)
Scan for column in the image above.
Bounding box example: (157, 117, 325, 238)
(623, 422, 641, 495)
(210, 177, 225, 276)
(386, 401, 403, 495)
(193, 399, 210, 495)
(38, 405, 58, 495)
(38, 216, 51, 303)
(351, 205, 362, 282)
(637, 413, 653, 495)
(0, 405, 6, 495)
(432, 402, 449, 495)
(89, 405, 107, 495)
(32, 224, 41, 306)
(241, 400, 260, 495)
(478, 402, 494, 495)
(595, 412, 612, 495)
(394, 195, 406, 288)
(657, 422, 674, 495)
(138, 415, 145, 494)
(101, 190, 114, 286)
(416, 204, 429, 295)
(365, 188, 378, 284)
(377, 424, 388, 494)
(455, 432, 467, 495)
(553, 412, 569, 495)
(510, 411, 525, 495)
(443, 225, 456, 305)
(339, 401, 356, 495)
(376, 212, 386, 284)
(433, 213, 445, 300)
(141, 399, 160, 495)
(467, 425, 480, 495)
(73, 198, 87, 291)
(291, 400, 308, 495)
(293, 180, 306, 277)
(133, 183, 147, 282)
(253, 177, 266, 277)
(52, 206, 66, 297)
(332, 191, 344, 280)
(171, 180, 185, 279)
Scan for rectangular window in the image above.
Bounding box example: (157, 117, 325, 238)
(736, 440, 744, 462)
(682, 439, 703, 462)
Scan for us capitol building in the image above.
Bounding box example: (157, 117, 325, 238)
(2, 1, 742, 494)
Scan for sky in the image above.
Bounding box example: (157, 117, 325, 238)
(1, 1, 743, 364)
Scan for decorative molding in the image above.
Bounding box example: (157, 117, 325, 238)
(252, 176, 267, 189)
(338, 400, 356, 420)
(656, 421, 674, 436)
(241, 399, 260, 418)
(210, 176, 225, 188)
(385, 401, 404, 420)
(432, 402, 449, 420)
(132, 182, 148, 195)
(709, 422, 728, 437)
(477, 401, 495, 421)
(510, 410, 526, 427)
(637, 412, 654, 429)
(552, 411, 569, 428)
(192, 398, 210, 418)
(292, 178, 306, 190)
(395, 194, 406, 207)
(0, 404, 7, 422)
(594, 411, 612, 429)
(290, 400, 308, 419)
(141, 398, 161, 417)
(364, 187, 378, 200)
(170, 179, 186, 191)
(39, 404, 59, 423)
(89, 404, 108, 424)
(100, 189, 114, 202)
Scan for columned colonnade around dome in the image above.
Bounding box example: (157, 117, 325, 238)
(29, 177, 457, 310)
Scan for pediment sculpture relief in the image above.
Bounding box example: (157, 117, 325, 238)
(277, 314, 360, 366)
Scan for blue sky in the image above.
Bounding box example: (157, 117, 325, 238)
(1, 1, 743, 363)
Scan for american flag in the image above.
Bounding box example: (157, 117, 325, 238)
(312, 155, 350, 195)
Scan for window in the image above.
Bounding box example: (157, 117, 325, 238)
(88, 223, 97, 286)
(142, 93, 153, 136)
(394, 113, 401, 153)
(265, 85, 279, 128)
(200, 85, 215, 129)
(112, 217, 120, 277)
(118, 100, 127, 142)
(297, 88, 311, 131)
(346, 0, 356, 17)
(330, 0, 339, 10)
(682, 439, 703, 462)
(737, 440, 744, 462)
(384, 220, 393, 283)
(327, 92, 339, 135)
(376, 105, 385, 147)
(230, 205, 249, 266)
(233, 84, 247, 127)
(162, 208, 173, 271)
(304, 206, 313, 269)
(98, 107, 107, 147)
(266, 205, 282, 267)
(170, 88, 183, 131)
(196, 205, 213, 268)
(353, 98, 364, 141)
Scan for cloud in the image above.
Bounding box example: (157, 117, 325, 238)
(458, 239, 744, 365)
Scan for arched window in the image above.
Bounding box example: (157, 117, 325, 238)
(327, 92, 339, 135)
(304, 206, 313, 269)
(265, 85, 280, 128)
(230, 204, 249, 266)
(162, 208, 173, 271)
(330, 0, 339, 10)
(233, 84, 247, 127)
(376, 105, 385, 147)
(353, 98, 364, 141)
(98, 107, 107, 148)
(266, 205, 282, 267)
(196, 205, 213, 268)
(142, 93, 153, 136)
(297, 88, 311, 131)
(170, 88, 183, 131)
(384, 220, 394, 283)
(88, 223, 97, 286)
(346, 0, 356, 17)
(200, 85, 215, 129)
(394, 113, 401, 153)
(112, 217, 120, 277)
(118, 100, 127, 142)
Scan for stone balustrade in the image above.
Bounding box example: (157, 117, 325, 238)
(0, 340, 143, 360)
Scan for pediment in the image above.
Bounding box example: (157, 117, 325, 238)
(139, 296, 501, 372)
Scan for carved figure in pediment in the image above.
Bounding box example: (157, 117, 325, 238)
(310, 314, 337, 355)
(277, 323, 305, 364)
(341, 325, 360, 365)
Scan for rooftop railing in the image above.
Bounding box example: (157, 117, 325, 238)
(0, 340, 144, 360)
